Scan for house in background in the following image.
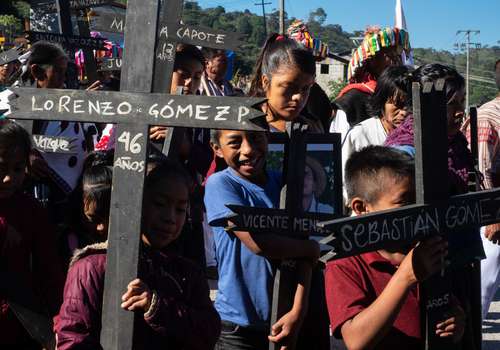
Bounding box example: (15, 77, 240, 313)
(315, 53, 349, 94)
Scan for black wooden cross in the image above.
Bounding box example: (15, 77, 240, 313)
(15, 0, 104, 155)
(89, 0, 245, 156)
(33, 0, 113, 13)
(26, 30, 108, 50)
(225, 124, 342, 349)
(7, 1, 265, 349)
(317, 81, 499, 349)
(89, 9, 244, 51)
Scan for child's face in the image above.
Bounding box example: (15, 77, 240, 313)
(33, 56, 68, 89)
(351, 173, 414, 215)
(206, 54, 228, 83)
(83, 200, 108, 238)
(366, 175, 414, 213)
(141, 177, 189, 250)
(353, 174, 415, 261)
(0, 147, 26, 199)
(212, 130, 268, 183)
(262, 66, 314, 121)
(171, 58, 204, 95)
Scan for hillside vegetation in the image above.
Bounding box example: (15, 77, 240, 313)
(1, 0, 498, 103)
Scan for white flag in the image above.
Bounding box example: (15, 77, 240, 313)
(395, 0, 413, 65)
(395, 0, 407, 30)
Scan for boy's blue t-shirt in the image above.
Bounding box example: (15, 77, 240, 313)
(205, 167, 281, 327)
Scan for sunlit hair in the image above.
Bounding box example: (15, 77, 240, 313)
(345, 145, 414, 204)
(249, 33, 316, 97)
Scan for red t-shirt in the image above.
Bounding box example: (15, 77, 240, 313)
(325, 251, 422, 350)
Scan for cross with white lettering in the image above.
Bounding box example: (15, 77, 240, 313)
(89, 0, 245, 156)
(225, 125, 343, 349)
(318, 81, 498, 349)
(7, 1, 265, 349)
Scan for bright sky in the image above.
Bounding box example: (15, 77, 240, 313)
(196, 0, 500, 51)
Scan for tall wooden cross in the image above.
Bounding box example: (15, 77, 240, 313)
(226, 124, 342, 349)
(89, 0, 245, 156)
(317, 81, 499, 349)
(7, 1, 265, 350)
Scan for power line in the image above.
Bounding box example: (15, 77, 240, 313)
(254, 0, 271, 38)
(413, 56, 496, 81)
(456, 29, 481, 113)
(279, 0, 284, 34)
(412, 56, 497, 95)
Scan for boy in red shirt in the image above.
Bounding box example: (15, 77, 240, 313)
(325, 146, 465, 350)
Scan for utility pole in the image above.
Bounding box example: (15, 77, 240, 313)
(456, 30, 481, 114)
(279, 0, 285, 34)
(254, 0, 271, 38)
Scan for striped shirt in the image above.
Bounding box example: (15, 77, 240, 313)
(463, 96, 500, 189)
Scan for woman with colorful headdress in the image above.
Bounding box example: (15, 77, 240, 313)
(286, 20, 335, 131)
(334, 26, 411, 128)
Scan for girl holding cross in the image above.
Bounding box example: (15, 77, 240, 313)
(55, 159, 221, 349)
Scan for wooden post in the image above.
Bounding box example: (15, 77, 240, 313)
(317, 82, 493, 350)
(9, 4, 263, 350)
(469, 106, 480, 191)
(223, 129, 343, 349)
(413, 80, 457, 350)
(55, 0, 73, 38)
(100, 0, 159, 348)
(466, 106, 483, 350)
(270, 122, 308, 350)
(76, 9, 99, 84)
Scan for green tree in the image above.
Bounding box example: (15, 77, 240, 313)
(0, 15, 22, 42)
(308, 7, 327, 25)
(236, 16, 252, 35)
(328, 79, 348, 101)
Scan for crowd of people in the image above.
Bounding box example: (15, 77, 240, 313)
(0, 20, 499, 350)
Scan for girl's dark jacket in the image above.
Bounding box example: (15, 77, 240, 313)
(55, 242, 220, 349)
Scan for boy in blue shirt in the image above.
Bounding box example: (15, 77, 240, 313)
(205, 130, 320, 349)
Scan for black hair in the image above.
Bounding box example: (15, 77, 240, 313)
(303, 83, 333, 131)
(369, 65, 414, 118)
(413, 64, 465, 102)
(200, 47, 226, 61)
(210, 129, 221, 145)
(249, 33, 316, 97)
(174, 44, 206, 71)
(21, 41, 67, 84)
(0, 120, 31, 161)
(82, 150, 114, 221)
(144, 158, 192, 195)
(345, 145, 414, 204)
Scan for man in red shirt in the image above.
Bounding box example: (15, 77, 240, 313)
(325, 146, 465, 350)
